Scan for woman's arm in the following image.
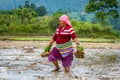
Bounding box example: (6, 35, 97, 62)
(49, 39, 55, 46)
(49, 32, 57, 46)
(73, 38, 80, 45)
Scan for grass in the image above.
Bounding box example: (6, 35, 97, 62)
(0, 36, 120, 43)
(97, 54, 118, 63)
(78, 38, 120, 43)
(108, 54, 117, 62)
(0, 36, 51, 41)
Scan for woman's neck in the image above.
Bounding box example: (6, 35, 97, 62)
(62, 24, 67, 27)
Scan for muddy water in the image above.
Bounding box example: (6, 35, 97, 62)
(0, 42, 120, 80)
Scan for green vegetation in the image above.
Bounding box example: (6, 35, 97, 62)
(0, 0, 120, 39)
(44, 45, 52, 52)
(77, 46, 84, 51)
(85, 0, 119, 26)
(0, 37, 51, 41)
(97, 54, 118, 63)
(72, 20, 120, 38)
(0, 37, 120, 43)
(0, 13, 120, 38)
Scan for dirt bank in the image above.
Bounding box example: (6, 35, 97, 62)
(0, 41, 120, 49)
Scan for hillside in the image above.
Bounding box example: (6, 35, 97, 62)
(0, 0, 89, 13)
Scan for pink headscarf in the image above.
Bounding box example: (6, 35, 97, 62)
(59, 14, 72, 26)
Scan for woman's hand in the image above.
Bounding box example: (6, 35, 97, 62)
(73, 38, 80, 46)
(76, 42, 80, 46)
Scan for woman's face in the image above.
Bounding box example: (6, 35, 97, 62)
(60, 20, 66, 27)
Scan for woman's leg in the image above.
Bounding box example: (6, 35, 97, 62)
(64, 66, 70, 72)
(52, 60, 60, 71)
(62, 53, 73, 73)
(48, 47, 62, 71)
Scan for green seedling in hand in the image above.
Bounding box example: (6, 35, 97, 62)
(77, 46, 84, 51)
(44, 45, 52, 52)
(41, 45, 52, 57)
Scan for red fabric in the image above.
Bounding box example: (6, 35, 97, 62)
(52, 25, 77, 44)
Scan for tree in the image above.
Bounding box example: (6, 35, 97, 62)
(36, 6, 47, 16)
(15, 7, 37, 24)
(18, 5, 23, 9)
(85, 0, 119, 26)
(49, 12, 63, 31)
(24, 0, 30, 8)
(30, 3, 36, 11)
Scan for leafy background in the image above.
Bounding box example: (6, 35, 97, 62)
(0, 0, 120, 38)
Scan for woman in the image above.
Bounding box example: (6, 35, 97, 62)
(48, 14, 80, 73)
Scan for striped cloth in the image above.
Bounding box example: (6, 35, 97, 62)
(56, 41, 74, 58)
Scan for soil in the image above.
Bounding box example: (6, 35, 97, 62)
(0, 41, 120, 49)
(0, 41, 120, 80)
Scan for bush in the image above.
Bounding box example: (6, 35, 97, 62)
(0, 11, 119, 38)
(0, 25, 4, 33)
(71, 21, 118, 38)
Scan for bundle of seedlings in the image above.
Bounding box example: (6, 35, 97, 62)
(41, 45, 52, 57)
(74, 45, 85, 59)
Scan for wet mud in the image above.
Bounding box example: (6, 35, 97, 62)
(0, 41, 120, 80)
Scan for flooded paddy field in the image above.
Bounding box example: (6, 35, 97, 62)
(0, 41, 120, 80)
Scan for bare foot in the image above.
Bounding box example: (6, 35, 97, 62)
(51, 68, 60, 72)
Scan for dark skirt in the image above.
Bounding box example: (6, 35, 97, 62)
(48, 47, 73, 67)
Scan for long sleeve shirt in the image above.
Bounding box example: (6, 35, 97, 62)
(52, 25, 77, 44)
